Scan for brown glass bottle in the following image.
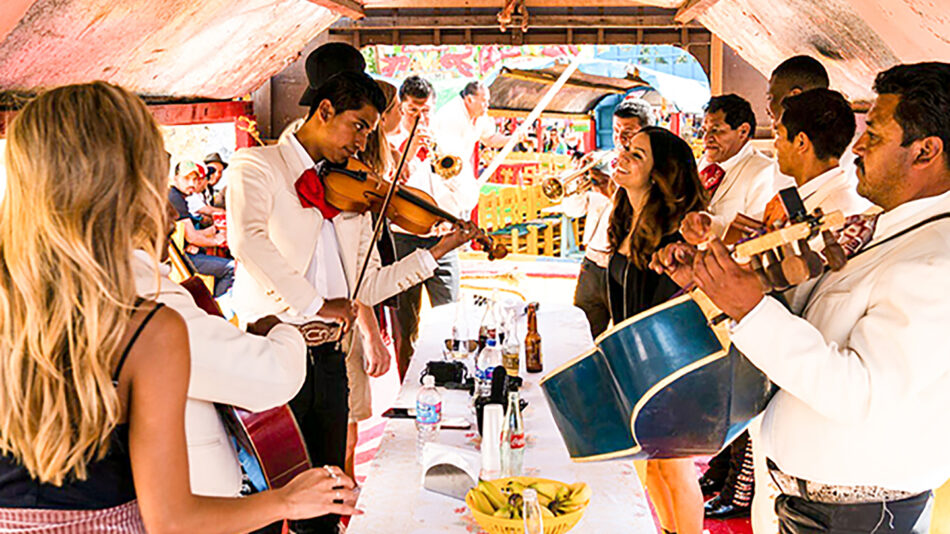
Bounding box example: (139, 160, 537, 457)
(524, 302, 543, 373)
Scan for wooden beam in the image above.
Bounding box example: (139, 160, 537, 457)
(710, 33, 723, 96)
(336, 13, 700, 30)
(0, 0, 36, 44)
(306, 0, 364, 20)
(674, 0, 721, 24)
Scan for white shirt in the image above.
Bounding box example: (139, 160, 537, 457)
(432, 96, 495, 197)
(186, 192, 207, 216)
(799, 166, 874, 217)
(285, 132, 349, 317)
(730, 189, 950, 492)
(562, 190, 612, 266)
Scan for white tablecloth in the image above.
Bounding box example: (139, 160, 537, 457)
(346, 302, 655, 533)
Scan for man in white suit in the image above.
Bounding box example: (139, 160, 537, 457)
(685, 62, 950, 533)
(226, 71, 475, 534)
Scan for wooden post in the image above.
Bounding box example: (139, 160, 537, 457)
(710, 34, 723, 96)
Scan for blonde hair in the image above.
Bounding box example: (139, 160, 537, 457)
(0, 82, 168, 485)
(360, 80, 398, 177)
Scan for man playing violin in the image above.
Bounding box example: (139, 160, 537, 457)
(226, 71, 477, 534)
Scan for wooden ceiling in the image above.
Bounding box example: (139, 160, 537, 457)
(0, 0, 947, 101)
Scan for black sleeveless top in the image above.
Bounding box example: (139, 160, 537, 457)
(0, 303, 164, 510)
(606, 234, 682, 322)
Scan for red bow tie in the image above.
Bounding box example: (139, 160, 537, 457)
(700, 163, 725, 193)
(295, 167, 341, 219)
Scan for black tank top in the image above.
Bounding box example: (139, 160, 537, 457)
(0, 303, 164, 510)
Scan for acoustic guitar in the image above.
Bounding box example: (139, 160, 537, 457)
(540, 206, 845, 462)
(166, 239, 312, 491)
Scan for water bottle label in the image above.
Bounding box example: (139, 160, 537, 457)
(474, 367, 494, 381)
(509, 432, 526, 449)
(416, 401, 442, 425)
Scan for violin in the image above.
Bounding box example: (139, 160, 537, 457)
(319, 157, 508, 260)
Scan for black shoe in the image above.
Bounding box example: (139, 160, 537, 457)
(704, 495, 750, 520)
(698, 475, 721, 496)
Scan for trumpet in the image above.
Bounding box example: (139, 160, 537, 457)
(541, 150, 617, 202)
(430, 141, 463, 179)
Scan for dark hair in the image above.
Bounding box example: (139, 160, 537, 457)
(399, 75, 435, 101)
(460, 81, 483, 98)
(614, 98, 654, 127)
(608, 127, 708, 268)
(780, 89, 855, 161)
(308, 71, 386, 119)
(873, 62, 950, 168)
(771, 56, 830, 91)
(705, 94, 756, 133)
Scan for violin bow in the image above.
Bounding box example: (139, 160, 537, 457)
(351, 115, 421, 299)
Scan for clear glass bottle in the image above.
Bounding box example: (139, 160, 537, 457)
(415, 375, 442, 456)
(501, 316, 520, 378)
(523, 488, 544, 534)
(500, 387, 525, 477)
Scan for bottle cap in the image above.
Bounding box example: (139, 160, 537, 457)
(423, 375, 436, 387)
(486, 339, 497, 347)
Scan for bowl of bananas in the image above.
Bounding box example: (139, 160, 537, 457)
(465, 477, 591, 534)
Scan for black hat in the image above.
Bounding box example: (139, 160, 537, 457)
(203, 152, 227, 168)
(298, 43, 366, 107)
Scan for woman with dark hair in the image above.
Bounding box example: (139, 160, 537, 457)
(605, 126, 707, 534)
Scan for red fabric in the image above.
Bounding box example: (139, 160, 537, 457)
(295, 168, 341, 219)
(398, 136, 428, 162)
(700, 163, 726, 193)
(0, 500, 146, 533)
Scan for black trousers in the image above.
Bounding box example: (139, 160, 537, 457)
(776, 491, 933, 534)
(719, 430, 754, 506)
(289, 344, 350, 534)
(573, 258, 610, 338)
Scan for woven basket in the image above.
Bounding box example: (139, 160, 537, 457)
(465, 477, 588, 534)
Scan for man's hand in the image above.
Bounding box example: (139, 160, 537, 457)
(589, 169, 613, 198)
(356, 303, 391, 377)
(650, 242, 699, 289)
(246, 315, 282, 337)
(429, 220, 479, 260)
(680, 212, 714, 245)
(692, 238, 764, 321)
(318, 298, 358, 332)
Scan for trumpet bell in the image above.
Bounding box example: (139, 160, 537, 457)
(541, 177, 565, 201)
(433, 155, 462, 179)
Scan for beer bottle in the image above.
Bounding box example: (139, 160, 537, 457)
(524, 302, 542, 373)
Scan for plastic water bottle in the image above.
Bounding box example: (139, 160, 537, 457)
(523, 488, 544, 534)
(475, 339, 502, 398)
(415, 375, 442, 455)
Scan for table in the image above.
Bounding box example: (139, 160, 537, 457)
(346, 302, 655, 533)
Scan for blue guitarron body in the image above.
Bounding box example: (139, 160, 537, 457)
(540, 293, 775, 462)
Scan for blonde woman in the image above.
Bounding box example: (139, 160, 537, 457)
(0, 82, 358, 533)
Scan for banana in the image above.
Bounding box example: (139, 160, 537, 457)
(507, 480, 528, 494)
(567, 482, 592, 504)
(529, 481, 561, 501)
(479, 480, 508, 510)
(469, 489, 496, 515)
(554, 485, 572, 502)
(556, 501, 586, 515)
(541, 505, 555, 518)
(493, 505, 512, 518)
(535, 491, 553, 508)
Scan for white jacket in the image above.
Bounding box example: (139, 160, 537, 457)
(225, 132, 438, 323)
(133, 252, 307, 496)
(705, 142, 791, 232)
(731, 190, 950, 492)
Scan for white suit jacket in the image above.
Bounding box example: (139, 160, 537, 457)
(731, 190, 950, 492)
(133, 252, 307, 496)
(225, 132, 437, 323)
(705, 142, 791, 233)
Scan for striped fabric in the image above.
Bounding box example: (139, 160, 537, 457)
(0, 500, 145, 533)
